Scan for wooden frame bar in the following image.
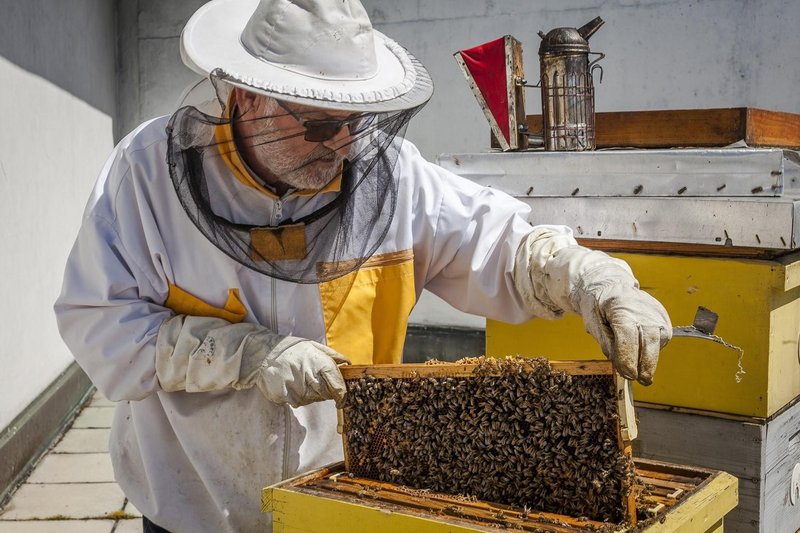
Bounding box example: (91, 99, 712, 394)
(339, 360, 613, 380)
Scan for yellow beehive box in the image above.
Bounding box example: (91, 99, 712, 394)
(487, 251, 800, 418)
(262, 460, 738, 532)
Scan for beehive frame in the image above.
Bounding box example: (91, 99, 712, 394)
(339, 359, 636, 525)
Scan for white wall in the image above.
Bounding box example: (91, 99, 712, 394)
(117, 0, 800, 329)
(0, 0, 116, 430)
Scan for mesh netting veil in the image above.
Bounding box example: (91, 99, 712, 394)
(166, 70, 423, 284)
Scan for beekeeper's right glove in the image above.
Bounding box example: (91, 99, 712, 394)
(513, 226, 672, 385)
(155, 315, 348, 407)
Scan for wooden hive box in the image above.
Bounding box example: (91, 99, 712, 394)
(262, 459, 738, 532)
(633, 399, 800, 533)
(510, 108, 800, 149)
(337, 358, 637, 526)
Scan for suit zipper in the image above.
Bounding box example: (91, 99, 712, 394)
(283, 404, 291, 479)
(271, 198, 292, 480)
(273, 276, 289, 479)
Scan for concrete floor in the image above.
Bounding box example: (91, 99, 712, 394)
(0, 392, 141, 532)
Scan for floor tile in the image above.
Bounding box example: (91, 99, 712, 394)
(0, 520, 114, 532)
(71, 408, 114, 429)
(122, 501, 141, 518)
(0, 483, 125, 520)
(53, 429, 110, 454)
(88, 393, 115, 408)
(27, 454, 114, 484)
(112, 519, 142, 533)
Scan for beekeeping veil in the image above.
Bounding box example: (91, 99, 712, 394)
(167, 0, 433, 283)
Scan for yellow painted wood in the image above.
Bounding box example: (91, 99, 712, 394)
(263, 486, 486, 533)
(262, 470, 737, 533)
(487, 252, 800, 417)
(641, 472, 738, 533)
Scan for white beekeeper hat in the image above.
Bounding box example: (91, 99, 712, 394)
(180, 0, 434, 112)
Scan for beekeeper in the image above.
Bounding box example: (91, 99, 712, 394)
(55, 0, 672, 531)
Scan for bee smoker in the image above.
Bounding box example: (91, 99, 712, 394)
(538, 17, 605, 151)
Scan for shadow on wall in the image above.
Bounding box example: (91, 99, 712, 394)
(115, 0, 207, 140)
(0, 0, 116, 116)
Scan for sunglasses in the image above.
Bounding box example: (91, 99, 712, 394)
(275, 100, 375, 142)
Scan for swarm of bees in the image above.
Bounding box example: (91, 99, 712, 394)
(341, 357, 635, 523)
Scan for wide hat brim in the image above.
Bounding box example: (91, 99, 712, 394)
(181, 0, 433, 113)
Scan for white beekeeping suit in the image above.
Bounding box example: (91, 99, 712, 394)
(55, 0, 671, 531)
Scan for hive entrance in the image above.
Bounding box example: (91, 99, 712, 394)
(340, 357, 635, 524)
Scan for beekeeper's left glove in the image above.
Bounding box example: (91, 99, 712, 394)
(155, 315, 349, 407)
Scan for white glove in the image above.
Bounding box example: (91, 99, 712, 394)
(155, 315, 349, 407)
(514, 227, 672, 385)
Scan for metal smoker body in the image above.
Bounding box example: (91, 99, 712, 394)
(538, 17, 605, 151)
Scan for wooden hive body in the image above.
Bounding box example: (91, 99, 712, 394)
(262, 451, 739, 531)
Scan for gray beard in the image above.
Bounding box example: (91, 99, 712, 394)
(276, 144, 346, 191)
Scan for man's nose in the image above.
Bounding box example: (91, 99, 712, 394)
(321, 126, 353, 157)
